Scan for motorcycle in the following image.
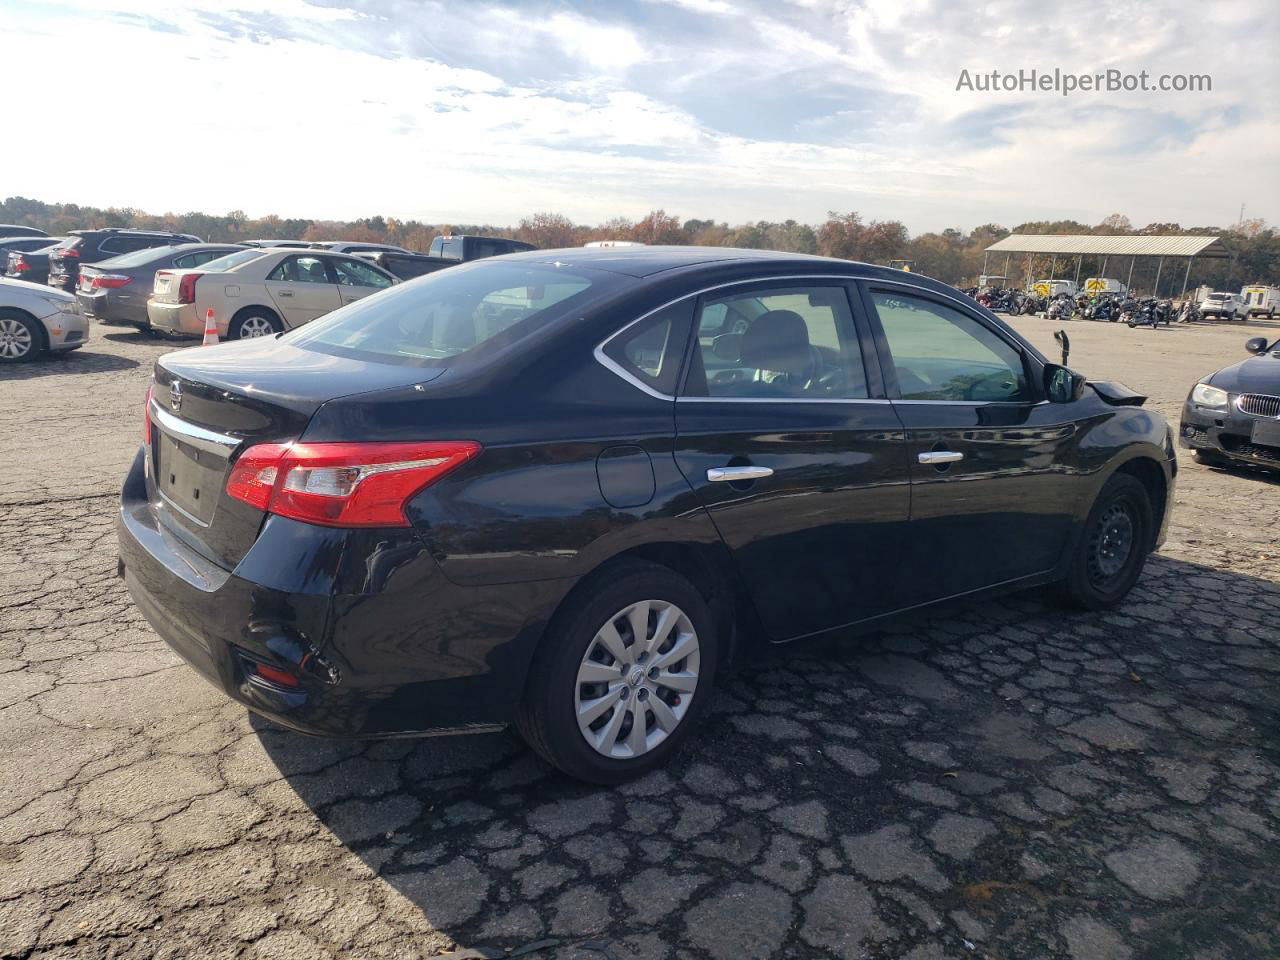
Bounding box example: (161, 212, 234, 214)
(1177, 301, 1202, 323)
(1126, 297, 1171, 329)
(1046, 293, 1075, 321)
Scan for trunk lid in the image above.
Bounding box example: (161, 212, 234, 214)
(149, 337, 445, 569)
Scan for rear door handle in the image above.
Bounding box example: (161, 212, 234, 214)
(918, 451, 963, 465)
(707, 465, 774, 482)
(277, 289, 294, 297)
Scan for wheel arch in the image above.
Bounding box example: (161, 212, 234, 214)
(1111, 454, 1169, 551)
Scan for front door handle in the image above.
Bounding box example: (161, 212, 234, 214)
(918, 451, 963, 465)
(707, 465, 774, 482)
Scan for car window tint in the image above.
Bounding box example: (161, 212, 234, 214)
(269, 256, 331, 284)
(871, 291, 1030, 402)
(287, 262, 599, 364)
(602, 301, 692, 396)
(689, 286, 866, 399)
(332, 258, 393, 288)
(101, 237, 156, 254)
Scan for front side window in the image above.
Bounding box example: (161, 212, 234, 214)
(870, 290, 1030, 402)
(685, 286, 867, 399)
(268, 255, 331, 284)
(287, 261, 602, 365)
(332, 257, 393, 288)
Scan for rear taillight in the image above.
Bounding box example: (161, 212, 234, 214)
(93, 273, 132, 289)
(143, 384, 154, 446)
(178, 274, 198, 303)
(61, 247, 80, 258)
(12, 256, 29, 273)
(226, 441, 482, 528)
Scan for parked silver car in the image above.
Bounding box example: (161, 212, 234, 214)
(0, 277, 89, 362)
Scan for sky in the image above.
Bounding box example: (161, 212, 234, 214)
(1, 0, 1276, 234)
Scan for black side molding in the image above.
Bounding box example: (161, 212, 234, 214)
(1089, 380, 1147, 406)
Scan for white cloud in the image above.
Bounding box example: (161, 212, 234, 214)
(0, 0, 1275, 232)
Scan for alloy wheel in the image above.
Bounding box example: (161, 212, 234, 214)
(240, 316, 276, 338)
(575, 599, 700, 759)
(0, 318, 34, 359)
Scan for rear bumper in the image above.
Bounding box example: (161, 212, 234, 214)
(117, 448, 563, 737)
(147, 300, 201, 337)
(77, 290, 147, 326)
(1180, 399, 1280, 468)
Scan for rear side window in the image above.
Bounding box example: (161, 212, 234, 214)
(601, 300, 694, 397)
(99, 236, 161, 254)
(174, 250, 229, 268)
(870, 290, 1030, 402)
(287, 261, 601, 365)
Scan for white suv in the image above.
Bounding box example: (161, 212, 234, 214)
(1198, 292, 1247, 321)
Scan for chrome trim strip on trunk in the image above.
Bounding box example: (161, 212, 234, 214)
(149, 400, 241, 455)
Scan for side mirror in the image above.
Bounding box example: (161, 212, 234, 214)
(1245, 336, 1269, 355)
(1044, 363, 1085, 403)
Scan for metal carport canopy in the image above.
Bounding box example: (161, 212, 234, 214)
(983, 234, 1228, 259)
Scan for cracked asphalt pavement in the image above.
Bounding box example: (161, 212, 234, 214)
(1, 318, 1277, 960)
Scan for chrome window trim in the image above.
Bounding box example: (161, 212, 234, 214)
(595, 273, 915, 404)
(149, 400, 241, 455)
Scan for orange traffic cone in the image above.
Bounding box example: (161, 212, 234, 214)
(202, 308, 219, 346)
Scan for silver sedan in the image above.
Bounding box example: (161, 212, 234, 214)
(0, 277, 90, 363)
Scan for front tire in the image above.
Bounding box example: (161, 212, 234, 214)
(517, 561, 719, 784)
(1060, 473, 1153, 610)
(0, 310, 45, 363)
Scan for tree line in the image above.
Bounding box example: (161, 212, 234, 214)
(2, 196, 1274, 293)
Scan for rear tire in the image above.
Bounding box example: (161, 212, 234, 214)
(1059, 473, 1153, 610)
(0, 309, 45, 363)
(516, 561, 719, 784)
(230, 308, 283, 340)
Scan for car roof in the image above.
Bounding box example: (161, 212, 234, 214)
(497, 245, 878, 279)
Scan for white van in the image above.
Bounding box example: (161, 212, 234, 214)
(1240, 285, 1280, 318)
(1031, 279, 1078, 298)
(1082, 278, 1127, 297)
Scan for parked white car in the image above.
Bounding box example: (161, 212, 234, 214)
(1198, 292, 1247, 321)
(146, 248, 398, 339)
(1240, 285, 1280, 319)
(0, 276, 89, 363)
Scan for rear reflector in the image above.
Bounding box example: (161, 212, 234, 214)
(251, 661, 301, 688)
(226, 441, 482, 528)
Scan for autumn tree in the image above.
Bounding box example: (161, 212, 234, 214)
(518, 212, 577, 249)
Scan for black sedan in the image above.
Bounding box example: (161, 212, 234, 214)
(118, 248, 1176, 783)
(1180, 335, 1280, 471)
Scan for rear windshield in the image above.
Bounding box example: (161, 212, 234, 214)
(53, 236, 83, 251)
(1206, 293, 1228, 300)
(198, 249, 267, 272)
(287, 261, 601, 366)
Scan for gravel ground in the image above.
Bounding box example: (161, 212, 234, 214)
(1, 316, 1277, 960)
